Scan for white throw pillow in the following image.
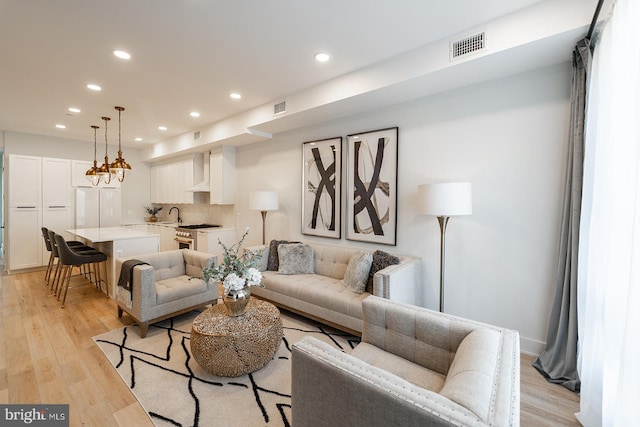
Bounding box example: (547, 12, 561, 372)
(342, 251, 373, 293)
(278, 243, 315, 275)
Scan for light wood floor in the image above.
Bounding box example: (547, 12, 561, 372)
(0, 269, 580, 426)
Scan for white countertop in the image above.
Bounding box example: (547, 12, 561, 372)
(66, 227, 161, 243)
(192, 227, 235, 233)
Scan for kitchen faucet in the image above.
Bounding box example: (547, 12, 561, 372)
(169, 206, 182, 224)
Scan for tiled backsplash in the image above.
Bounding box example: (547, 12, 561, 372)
(157, 204, 236, 227)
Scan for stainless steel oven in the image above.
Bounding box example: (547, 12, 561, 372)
(174, 231, 195, 250)
(174, 224, 220, 250)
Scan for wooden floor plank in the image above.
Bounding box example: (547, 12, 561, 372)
(1, 269, 579, 426)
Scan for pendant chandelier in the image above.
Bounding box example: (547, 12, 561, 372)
(85, 125, 101, 186)
(109, 106, 132, 182)
(96, 116, 113, 185)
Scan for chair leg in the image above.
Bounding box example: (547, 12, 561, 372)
(102, 260, 109, 296)
(60, 266, 74, 308)
(92, 263, 100, 289)
(51, 260, 62, 294)
(45, 253, 54, 284)
(57, 265, 70, 300)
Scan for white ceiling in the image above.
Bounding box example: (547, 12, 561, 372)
(0, 0, 553, 148)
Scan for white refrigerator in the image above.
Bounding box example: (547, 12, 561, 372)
(75, 187, 122, 228)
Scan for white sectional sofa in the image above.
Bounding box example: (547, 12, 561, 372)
(247, 241, 421, 335)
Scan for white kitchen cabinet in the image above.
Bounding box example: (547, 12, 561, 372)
(9, 154, 42, 207)
(197, 228, 236, 258)
(41, 206, 73, 262)
(146, 223, 178, 251)
(8, 155, 43, 271)
(150, 157, 195, 204)
(43, 157, 72, 206)
(8, 207, 42, 270)
(160, 225, 178, 251)
(71, 160, 121, 188)
(209, 146, 236, 205)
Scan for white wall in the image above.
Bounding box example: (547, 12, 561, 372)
(1, 132, 151, 223)
(235, 62, 572, 354)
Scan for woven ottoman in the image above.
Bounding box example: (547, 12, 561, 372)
(190, 298, 283, 377)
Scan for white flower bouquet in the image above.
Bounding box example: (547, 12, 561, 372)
(202, 228, 262, 292)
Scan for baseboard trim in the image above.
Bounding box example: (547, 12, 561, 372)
(520, 336, 545, 356)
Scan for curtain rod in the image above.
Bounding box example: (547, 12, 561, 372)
(586, 0, 606, 41)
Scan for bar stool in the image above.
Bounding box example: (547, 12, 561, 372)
(54, 234, 108, 308)
(42, 227, 85, 286)
(48, 230, 105, 296)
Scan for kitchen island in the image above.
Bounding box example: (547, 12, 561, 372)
(66, 227, 160, 298)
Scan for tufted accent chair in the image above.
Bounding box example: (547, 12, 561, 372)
(292, 296, 520, 426)
(115, 249, 217, 337)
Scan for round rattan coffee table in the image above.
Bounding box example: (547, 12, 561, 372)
(190, 298, 283, 377)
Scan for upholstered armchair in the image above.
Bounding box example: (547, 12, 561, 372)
(116, 249, 217, 337)
(292, 296, 520, 427)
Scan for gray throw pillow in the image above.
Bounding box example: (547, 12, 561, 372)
(342, 251, 373, 294)
(278, 243, 315, 275)
(366, 250, 400, 294)
(267, 239, 289, 271)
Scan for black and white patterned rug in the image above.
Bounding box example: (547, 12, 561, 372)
(93, 306, 360, 427)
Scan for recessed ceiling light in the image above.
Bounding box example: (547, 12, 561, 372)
(112, 49, 131, 60)
(158, 126, 167, 131)
(230, 93, 242, 100)
(314, 52, 330, 62)
(134, 137, 143, 142)
(190, 112, 200, 117)
(55, 124, 66, 129)
(87, 83, 102, 91)
(68, 107, 81, 113)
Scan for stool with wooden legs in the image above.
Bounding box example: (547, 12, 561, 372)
(42, 227, 86, 286)
(53, 234, 108, 308)
(47, 230, 96, 295)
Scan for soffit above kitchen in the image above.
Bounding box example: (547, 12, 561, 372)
(0, 0, 561, 152)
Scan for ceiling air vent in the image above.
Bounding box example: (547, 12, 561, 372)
(273, 101, 286, 115)
(450, 32, 486, 60)
(193, 131, 201, 140)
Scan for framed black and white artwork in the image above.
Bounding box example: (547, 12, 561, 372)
(302, 137, 342, 239)
(346, 127, 398, 245)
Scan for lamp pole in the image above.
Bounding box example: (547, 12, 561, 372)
(260, 210, 268, 245)
(437, 215, 450, 313)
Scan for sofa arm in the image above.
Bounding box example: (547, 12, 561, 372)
(372, 256, 421, 305)
(244, 244, 268, 271)
(292, 336, 484, 427)
(115, 263, 156, 321)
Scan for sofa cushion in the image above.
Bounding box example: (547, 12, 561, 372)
(342, 251, 373, 294)
(267, 239, 290, 271)
(351, 342, 446, 392)
(313, 245, 357, 279)
(155, 275, 208, 305)
(278, 243, 314, 275)
(439, 328, 501, 421)
(137, 251, 186, 282)
(366, 250, 400, 294)
(260, 271, 367, 319)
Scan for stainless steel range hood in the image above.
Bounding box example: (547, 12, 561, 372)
(187, 152, 210, 192)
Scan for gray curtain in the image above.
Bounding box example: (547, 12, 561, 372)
(532, 38, 591, 393)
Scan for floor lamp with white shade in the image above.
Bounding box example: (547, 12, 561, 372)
(417, 182, 472, 312)
(249, 191, 279, 245)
